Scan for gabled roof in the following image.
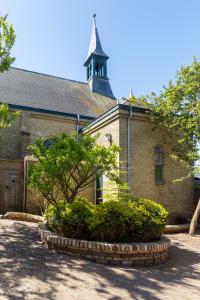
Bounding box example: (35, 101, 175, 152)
(0, 67, 116, 118)
(84, 15, 108, 65)
(82, 104, 149, 132)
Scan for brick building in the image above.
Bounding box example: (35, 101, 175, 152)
(0, 16, 195, 222)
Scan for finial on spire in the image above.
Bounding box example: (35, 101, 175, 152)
(84, 13, 108, 64)
(129, 89, 134, 98)
(93, 13, 96, 25)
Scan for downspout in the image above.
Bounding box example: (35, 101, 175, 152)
(127, 106, 133, 187)
(23, 157, 27, 212)
(76, 114, 80, 140)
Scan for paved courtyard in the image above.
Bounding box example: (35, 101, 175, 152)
(0, 220, 200, 300)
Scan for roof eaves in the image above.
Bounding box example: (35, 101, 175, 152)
(7, 103, 95, 121)
(84, 52, 109, 66)
(81, 104, 149, 132)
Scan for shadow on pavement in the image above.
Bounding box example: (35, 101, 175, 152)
(0, 220, 199, 299)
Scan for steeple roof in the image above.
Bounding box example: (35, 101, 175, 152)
(84, 14, 108, 65)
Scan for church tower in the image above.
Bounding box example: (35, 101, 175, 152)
(84, 14, 115, 99)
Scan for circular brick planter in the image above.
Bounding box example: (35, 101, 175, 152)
(38, 223, 171, 266)
(0, 212, 44, 223)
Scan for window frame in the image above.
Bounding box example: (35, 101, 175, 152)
(154, 144, 164, 185)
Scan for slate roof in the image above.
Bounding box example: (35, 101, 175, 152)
(0, 67, 116, 118)
(84, 15, 108, 65)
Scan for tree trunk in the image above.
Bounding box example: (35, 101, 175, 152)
(189, 198, 200, 236)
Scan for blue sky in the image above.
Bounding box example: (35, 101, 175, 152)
(1, 0, 200, 99)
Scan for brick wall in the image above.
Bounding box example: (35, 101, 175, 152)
(0, 118, 21, 159)
(0, 111, 89, 160)
(0, 109, 91, 213)
(39, 223, 170, 266)
(85, 108, 195, 223)
(0, 107, 195, 221)
(128, 113, 195, 223)
(85, 110, 120, 200)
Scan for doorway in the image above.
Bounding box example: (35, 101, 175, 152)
(0, 161, 24, 214)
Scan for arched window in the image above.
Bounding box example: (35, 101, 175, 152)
(43, 138, 54, 149)
(154, 145, 164, 184)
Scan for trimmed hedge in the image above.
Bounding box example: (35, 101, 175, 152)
(45, 197, 168, 243)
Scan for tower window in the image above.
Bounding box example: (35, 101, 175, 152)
(100, 63, 104, 76)
(95, 63, 99, 76)
(94, 63, 105, 77)
(154, 145, 164, 184)
(87, 64, 92, 80)
(87, 66, 89, 80)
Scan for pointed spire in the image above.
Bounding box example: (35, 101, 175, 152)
(84, 14, 108, 65)
(84, 15, 116, 99)
(129, 89, 134, 98)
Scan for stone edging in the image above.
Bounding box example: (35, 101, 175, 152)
(163, 224, 190, 234)
(38, 223, 171, 266)
(0, 212, 44, 223)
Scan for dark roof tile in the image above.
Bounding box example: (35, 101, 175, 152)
(0, 68, 116, 118)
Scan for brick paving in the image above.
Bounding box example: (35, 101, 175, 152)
(0, 219, 200, 300)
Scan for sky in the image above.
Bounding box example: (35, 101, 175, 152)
(1, 0, 200, 100)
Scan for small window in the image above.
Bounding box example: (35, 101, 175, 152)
(154, 145, 164, 184)
(155, 165, 163, 183)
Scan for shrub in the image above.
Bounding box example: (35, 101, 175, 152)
(45, 196, 168, 243)
(45, 197, 94, 239)
(128, 198, 168, 242)
(89, 200, 132, 242)
(89, 198, 168, 242)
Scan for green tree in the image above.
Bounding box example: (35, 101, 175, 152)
(0, 15, 19, 128)
(128, 58, 200, 234)
(0, 14, 15, 71)
(0, 104, 20, 128)
(28, 133, 120, 206)
(147, 58, 200, 175)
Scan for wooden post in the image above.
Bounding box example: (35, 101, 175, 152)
(189, 198, 200, 236)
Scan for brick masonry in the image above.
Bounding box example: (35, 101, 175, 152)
(0, 211, 171, 266)
(1, 211, 44, 223)
(85, 108, 195, 223)
(163, 224, 190, 234)
(0, 110, 89, 160)
(38, 222, 170, 266)
(0, 106, 196, 221)
(0, 110, 93, 213)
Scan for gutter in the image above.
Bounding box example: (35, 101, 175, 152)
(7, 103, 95, 121)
